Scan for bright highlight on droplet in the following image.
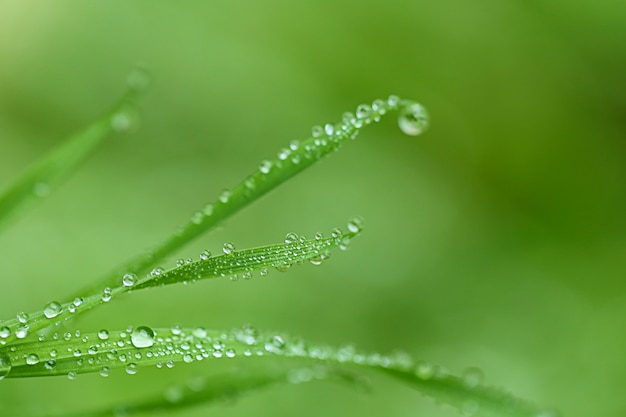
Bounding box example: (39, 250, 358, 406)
(398, 102, 429, 136)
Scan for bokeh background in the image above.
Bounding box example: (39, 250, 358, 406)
(1, 1, 625, 416)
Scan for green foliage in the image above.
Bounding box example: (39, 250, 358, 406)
(0, 78, 549, 417)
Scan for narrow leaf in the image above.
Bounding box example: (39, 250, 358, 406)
(0, 69, 149, 231)
(0, 225, 361, 344)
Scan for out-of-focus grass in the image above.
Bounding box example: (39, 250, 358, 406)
(0, 1, 624, 416)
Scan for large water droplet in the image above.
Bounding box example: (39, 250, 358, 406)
(122, 273, 137, 287)
(125, 363, 138, 375)
(98, 329, 110, 340)
(26, 353, 39, 365)
(17, 312, 28, 324)
(131, 326, 156, 348)
(43, 301, 62, 319)
(0, 327, 10, 339)
(223, 242, 235, 255)
(462, 366, 484, 388)
(398, 102, 429, 136)
(0, 352, 11, 380)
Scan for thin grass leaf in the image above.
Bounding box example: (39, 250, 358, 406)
(78, 97, 428, 295)
(0, 69, 149, 232)
(0, 326, 545, 417)
(0, 225, 361, 344)
(16, 367, 365, 417)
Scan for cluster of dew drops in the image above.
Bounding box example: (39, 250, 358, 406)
(187, 95, 428, 228)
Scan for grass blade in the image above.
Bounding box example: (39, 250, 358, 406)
(80, 97, 428, 294)
(0, 326, 545, 417)
(9, 366, 364, 417)
(0, 69, 149, 231)
(0, 224, 361, 344)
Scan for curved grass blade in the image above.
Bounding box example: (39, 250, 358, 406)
(81, 97, 428, 294)
(13, 367, 363, 417)
(0, 326, 546, 417)
(0, 69, 150, 232)
(0, 224, 361, 344)
(18, 367, 364, 417)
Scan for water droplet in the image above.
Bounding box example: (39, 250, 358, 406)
(331, 228, 343, 239)
(462, 366, 484, 388)
(43, 301, 63, 319)
(125, 363, 138, 375)
(199, 249, 212, 261)
(372, 99, 387, 114)
(223, 242, 235, 255)
(102, 287, 112, 303)
(111, 112, 132, 132)
(170, 324, 182, 335)
(203, 203, 214, 216)
(0, 352, 11, 380)
(218, 189, 231, 204)
(265, 335, 286, 354)
(278, 148, 291, 160)
(16, 325, 29, 339)
(98, 329, 109, 340)
(259, 268, 269, 276)
(398, 102, 429, 136)
(151, 267, 164, 276)
(192, 327, 207, 338)
(26, 353, 39, 365)
(191, 211, 204, 224)
(183, 353, 194, 363)
(17, 312, 28, 324)
(0, 327, 10, 339)
(72, 297, 84, 307)
(415, 361, 435, 380)
(259, 160, 272, 174)
(289, 140, 300, 151)
(67, 371, 77, 380)
(387, 95, 400, 107)
(122, 273, 137, 287)
(347, 217, 364, 233)
(44, 359, 56, 370)
(311, 125, 324, 138)
(356, 104, 372, 119)
(324, 123, 335, 136)
(225, 349, 236, 358)
(131, 326, 155, 348)
(284, 232, 298, 244)
(99, 366, 110, 377)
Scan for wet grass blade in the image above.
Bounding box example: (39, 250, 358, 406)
(80, 97, 428, 294)
(0, 225, 361, 344)
(0, 326, 544, 417)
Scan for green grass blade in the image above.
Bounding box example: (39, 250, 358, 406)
(0, 224, 361, 344)
(0, 326, 545, 417)
(11, 367, 364, 417)
(0, 70, 149, 232)
(83, 97, 428, 293)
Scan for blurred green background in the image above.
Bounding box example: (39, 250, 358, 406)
(1, 1, 625, 416)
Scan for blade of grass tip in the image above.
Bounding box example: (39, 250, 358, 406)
(0, 68, 150, 232)
(0, 326, 548, 417)
(78, 97, 429, 295)
(0, 223, 362, 344)
(29, 367, 365, 417)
